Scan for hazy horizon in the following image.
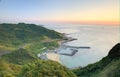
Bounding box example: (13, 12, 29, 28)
(0, 0, 119, 26)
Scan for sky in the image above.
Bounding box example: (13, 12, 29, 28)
(0, 0, 119, 25)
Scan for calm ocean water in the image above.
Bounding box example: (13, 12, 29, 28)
(44, 24, 119, 68)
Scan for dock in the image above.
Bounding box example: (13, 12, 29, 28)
(60, 49, 78, 56)
(65, 45, 90, 49)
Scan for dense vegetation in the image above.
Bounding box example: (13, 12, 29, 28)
(0, 23, 77, 77)
(0, 23, 63, 59)
(0, 59, 77, 77)
(0, 23, 63, 48)
(25, 41, 59, 58)
(19, 60, 77, 77)
(73, 43, 120, 77)
(1, 49, 35, 65)
(0, 60, 21, 77)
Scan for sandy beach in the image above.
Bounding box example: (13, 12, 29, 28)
(46, 52, 60, 63)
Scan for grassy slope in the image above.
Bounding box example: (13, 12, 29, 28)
(73, 43, 120, 77)
(0, 23, 77, 77)
(0, 59, 77, 77)
(19, 60, 77, 77)
(0, 60, 21, 77)
(25, 41, 59, 58)
(0, 23, 63, 48)
(0, 23, 63, 61)
(1, 49, 36, 65)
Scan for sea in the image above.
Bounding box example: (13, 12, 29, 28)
(43, 24, 119, 68)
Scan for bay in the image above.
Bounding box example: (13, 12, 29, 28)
(44, 24, 119, 68)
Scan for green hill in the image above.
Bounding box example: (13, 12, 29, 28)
(73, 43, 120, 77)
(19, 60, 77, 77)
(0, 23, 63, 58)
(0, 23, 77, 77)
(0, 60, 21, 77)
(0, 59, 77, 77)
(0, 23, 63, 48)
(1, 49, 35, 65)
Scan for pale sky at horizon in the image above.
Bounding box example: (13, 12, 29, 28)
(0, 0, 119, 25)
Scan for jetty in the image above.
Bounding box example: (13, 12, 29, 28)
(66, 45, 90, 49)
(58, 44, 90, 56)
(60, 49, 78, 56)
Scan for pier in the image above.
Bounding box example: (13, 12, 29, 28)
(59, 49, 78, 56)
(66, 45, 90, 49)
(58, 44, 91, 56)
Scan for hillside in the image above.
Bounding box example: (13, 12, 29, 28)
(0, 60, 21, 77)
(0, 59, 77, 77)
(19, 60, 77, 77)
(0, 23, 63, 48)
(73, 43, 120, 77)
(0, 23, 63, 58)
(0, 23, 77, 77)
(1, 49, 35, 65)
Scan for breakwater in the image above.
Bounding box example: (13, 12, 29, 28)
(66, 45, 90, 49)
(59, 49, 78, 56)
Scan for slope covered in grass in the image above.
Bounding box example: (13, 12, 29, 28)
(0, 60, 21, 77)
(25, 41, 59, 58)
(19, 60, 77, 77)
(0, 23, 63, 65)
(1, 49, 35, 65)
(0, 23, 77, 77)
(0, 59, 77, 77)
(0, 23, 63, 48)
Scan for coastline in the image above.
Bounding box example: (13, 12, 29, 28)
(38, 34, 78, 67)
(46, 35, 77, 58)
